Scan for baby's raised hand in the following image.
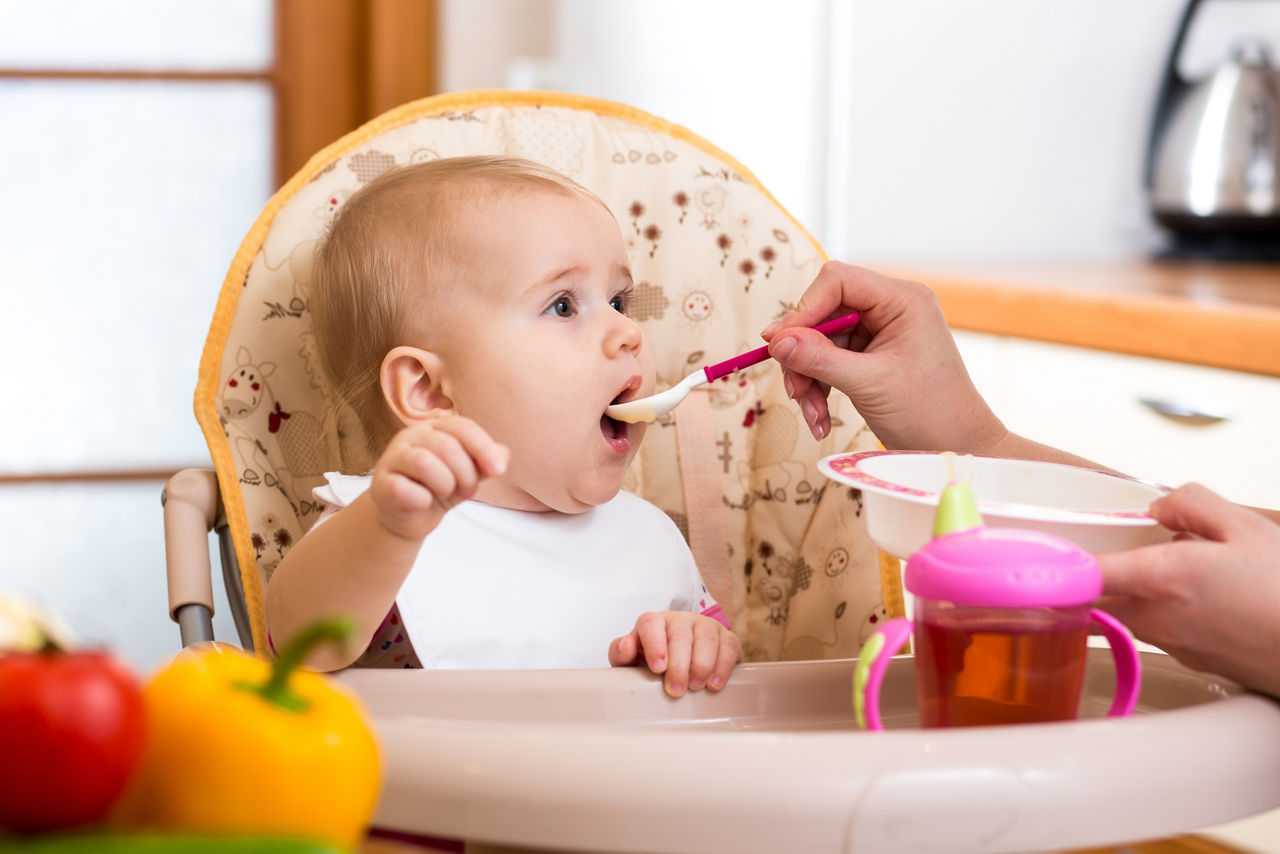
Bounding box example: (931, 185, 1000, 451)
(371, 415, 509, 541)
(609, 611, 741, 698)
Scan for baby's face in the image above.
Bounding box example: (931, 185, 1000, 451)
(431, 187, 655, 513)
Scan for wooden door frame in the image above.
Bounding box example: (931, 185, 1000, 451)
(276, 0, 438, 182)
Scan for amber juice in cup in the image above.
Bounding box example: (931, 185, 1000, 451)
(914, 601, 1091, 728)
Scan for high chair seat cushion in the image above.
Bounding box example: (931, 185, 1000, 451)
(197, 90, 901, 660)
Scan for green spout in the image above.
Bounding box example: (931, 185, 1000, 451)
(932, 480, 984, 538)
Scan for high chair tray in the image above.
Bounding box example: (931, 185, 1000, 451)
(337, 651, 1280, 854)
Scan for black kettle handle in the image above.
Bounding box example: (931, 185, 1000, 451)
(1144, 0, 1204, 189)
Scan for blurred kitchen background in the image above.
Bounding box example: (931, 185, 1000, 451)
(2, 0, 1277, 672)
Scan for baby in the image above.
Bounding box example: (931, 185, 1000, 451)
(266, 156, 740, 697)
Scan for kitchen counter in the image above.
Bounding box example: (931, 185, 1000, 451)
(881, 261, 1280, 377)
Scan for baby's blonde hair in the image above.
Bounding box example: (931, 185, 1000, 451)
(310, 155, 604, 472)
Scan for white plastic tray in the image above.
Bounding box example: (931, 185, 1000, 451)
(339, 651, 1280, 854)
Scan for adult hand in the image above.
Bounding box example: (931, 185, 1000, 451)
(761, 262, 1005, 451)
(1097, 483, 1280, 699)
(609, 611, 741, 698)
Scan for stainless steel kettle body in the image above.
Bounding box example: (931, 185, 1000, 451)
(1146, 0, 1280, 254)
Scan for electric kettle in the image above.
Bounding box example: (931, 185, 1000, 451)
(1146, 0, 1280, 258)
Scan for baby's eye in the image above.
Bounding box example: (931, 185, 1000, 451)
(547, 295, 575, 318)
(610, 288, 633, 315)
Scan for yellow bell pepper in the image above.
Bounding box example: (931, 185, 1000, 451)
(112, 619, 380, 852)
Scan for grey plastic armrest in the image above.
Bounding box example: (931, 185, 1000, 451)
(162, 469, 221, 647)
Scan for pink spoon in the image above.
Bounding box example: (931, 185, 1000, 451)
(605, 312, 860, 423)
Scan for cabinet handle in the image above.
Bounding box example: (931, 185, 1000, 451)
(1138, 397, 1233, 426)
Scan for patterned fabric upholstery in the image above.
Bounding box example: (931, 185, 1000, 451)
(195, 90, 904, 662)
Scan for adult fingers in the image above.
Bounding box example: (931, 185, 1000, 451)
(1150, 483, 1262, 543)
(770, 327, 869, 405)
(1096, 537, 1217, 600)
(763, 262, 898, 339)
(1095, 544, 1178, 599)
(794, 382, 834, 440)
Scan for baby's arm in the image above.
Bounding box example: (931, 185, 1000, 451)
(609, 612, 741, 698)
(266, 416, 508, 671)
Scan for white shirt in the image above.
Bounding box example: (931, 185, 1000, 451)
(312, 474, 717, 669)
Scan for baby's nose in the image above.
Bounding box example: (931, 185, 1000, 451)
(604, 314, 643, 356)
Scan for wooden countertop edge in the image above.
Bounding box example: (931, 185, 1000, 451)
(919, 277, 1280, 378)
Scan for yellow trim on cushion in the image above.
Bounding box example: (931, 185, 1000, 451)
(195, 89, 901, 656)
(878, 551, 907, 621)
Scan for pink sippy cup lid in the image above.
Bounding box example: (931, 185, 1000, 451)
(905, 480, 1102, 608)
(905, 526, 1102, 608)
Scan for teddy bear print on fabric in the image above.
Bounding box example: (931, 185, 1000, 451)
(779, 600, 851, 660)
(693, 182, 728, 230)
(219, 346, 326, 519)
(749, 540, 813, 626)
(857, 602, 890, 645)
(409, 147, 442, 165)
(259, 240, 314, 322)
(315, 189, 351, 222)
(737, 404, 805, 499)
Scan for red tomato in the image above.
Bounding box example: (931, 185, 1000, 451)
(0, 650, 146, 833)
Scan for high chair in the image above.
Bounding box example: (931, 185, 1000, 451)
(164, 90, 1280, 854)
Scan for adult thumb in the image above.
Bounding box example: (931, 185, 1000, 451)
(1150, 482, 1256, 543)
(769, 328, 863, 393)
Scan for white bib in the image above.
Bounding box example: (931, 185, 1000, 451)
(313, 475, 713, 669)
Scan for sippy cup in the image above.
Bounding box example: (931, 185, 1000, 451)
(855, 482, 1142, 730)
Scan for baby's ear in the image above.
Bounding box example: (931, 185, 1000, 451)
(381, 346, 453, 423)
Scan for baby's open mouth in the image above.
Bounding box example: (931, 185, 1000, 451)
(600, 412, 624, 441)
(601, 386, 634, 442)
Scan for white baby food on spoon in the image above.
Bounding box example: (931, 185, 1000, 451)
(608, 402, 656, 424)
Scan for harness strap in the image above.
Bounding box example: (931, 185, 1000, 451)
(673, 387, 734, 625)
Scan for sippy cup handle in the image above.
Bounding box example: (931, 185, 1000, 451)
(853, 618, 912, 731)
(1090, 608, 1143, 717)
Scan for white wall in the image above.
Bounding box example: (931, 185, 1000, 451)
(440, 0, 832, 247)
(439, 0, 1280, 262)
(830, 0, 1280, 262)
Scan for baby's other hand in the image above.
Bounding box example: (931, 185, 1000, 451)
(609, 611, 741, 698)
(371, 415, 509, 541)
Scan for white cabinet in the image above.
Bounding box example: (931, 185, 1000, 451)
(955, 332, 1280, 511)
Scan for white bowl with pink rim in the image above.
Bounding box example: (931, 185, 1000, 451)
(818, 450, 1173, 558)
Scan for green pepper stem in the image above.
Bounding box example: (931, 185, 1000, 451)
(245, 616, 354, 713)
